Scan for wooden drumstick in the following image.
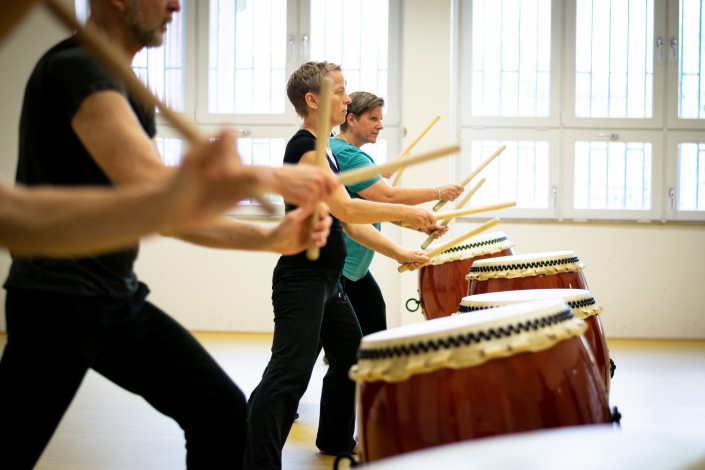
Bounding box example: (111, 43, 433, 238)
(420, 177, 486, 250)
(401, 201, 513, 226)
(306, 77, 333, 261)
(436, 201, 516, 222)
(398, 218, 501, 273)
(391, 115, 441, 186)
(432, 144, 506, 212)
(0, 0, 40, 45)
(38, 0, 277, 212)
(338, 145, 460, 186)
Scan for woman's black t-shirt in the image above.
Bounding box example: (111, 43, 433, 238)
(280, 130, 346, 270)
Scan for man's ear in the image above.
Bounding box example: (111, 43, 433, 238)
(304, 92, 318, 110)
(108, 0, 129, 13)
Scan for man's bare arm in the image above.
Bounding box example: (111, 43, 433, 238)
(71, 90, 335, 253)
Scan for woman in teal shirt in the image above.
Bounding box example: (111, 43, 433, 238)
(330, 91, 464, 336)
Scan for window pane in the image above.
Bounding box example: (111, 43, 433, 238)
(208, 0, 287, 114)
(156, 137, 184, 166)
(574, 0, 654, 118)
(238, 138, 286, 203)
(360, 139, 388, 165)
(679, 0, 705, 119)
(471, 0, 552, 117)
(310, 0, 389, 104)
(132, 6, 185, 112)
(573, 141, 652, 210)
(678, 143, 705, 210)
(463, 140, 550, 208)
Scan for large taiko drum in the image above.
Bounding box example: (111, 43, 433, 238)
(466, 251, 588, 296)
(358, 427, 705, 470)
(350, 299, 614, 463)
(458, 289, 612, 398)
(413, 231, 514, 320)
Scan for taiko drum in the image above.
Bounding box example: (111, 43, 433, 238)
(466, 251, 589, 296)
(458, 289, 612, 398)
(350, 299, 613, 463)
(415, 232, 514, 320)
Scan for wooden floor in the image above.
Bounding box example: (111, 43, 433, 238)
(0, 332, 704, 469)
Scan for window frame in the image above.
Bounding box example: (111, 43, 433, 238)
(458, 0, 564, 129)
(562, 0, 668, 129)
(665, 0, 705, 129)
(665, 130, 705, 221)
(561, 129, 664, 221)
(457, 128, 561, 220)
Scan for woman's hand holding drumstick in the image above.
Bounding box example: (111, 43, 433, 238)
(402, 200, 514, 227)
(398, 218, 501, 273)
(391, 115, 441, 186)
(432, 145, 506, 212)
(306, 77, 333, 261)
(420, 178, 486, 250)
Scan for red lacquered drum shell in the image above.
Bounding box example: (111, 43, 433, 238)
(468, 270, 588, 295)
(584, 315, 610, 395)
(358, 337, 611, 463)
(420, 248, 514, 320)
(459, 289, 612, 398)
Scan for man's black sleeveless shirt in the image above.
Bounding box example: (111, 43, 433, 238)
(280, 130, 346, 270)
(4, 38, 156, 297)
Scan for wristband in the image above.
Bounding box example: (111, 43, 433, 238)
(436, 186, 441, 201)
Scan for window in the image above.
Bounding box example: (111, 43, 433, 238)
(678, 0, 705, 119)
(573, 141, 652, 210)
(458, 128, 559, 219)
(677, 142, 705, 209)
(459, 0, 561, 128)
(310, 0, 389, 103)
(207, 0, 287, 114)
(574, 0, 654, 119)
(458, 0, 705, 222)
(132, 7, 185, 112)
(155, 137, 184, 166)
(471, 0, 552, 117)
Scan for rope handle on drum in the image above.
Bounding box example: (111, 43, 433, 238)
(333, 453, 359, 469)
(611, 406, 622, 427)
(406, 297, 422, 313)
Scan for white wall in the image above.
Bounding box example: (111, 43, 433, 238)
(0, 0, 703, 338)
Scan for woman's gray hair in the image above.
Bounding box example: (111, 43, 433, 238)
(340, 91, 385, 132)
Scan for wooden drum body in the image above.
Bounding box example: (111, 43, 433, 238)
(350, 300, 613, 463)
(458, 289, 611, 398)
(466, 251, 588, 296)
(417, 232, 514, 320)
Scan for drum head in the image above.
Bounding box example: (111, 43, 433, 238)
(351, 299, 587, 383)
(360, 427, 705, 470)
(467, 251, 584, 281)
(459, 289, 602, 320)
(427, 231, 513, 265)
